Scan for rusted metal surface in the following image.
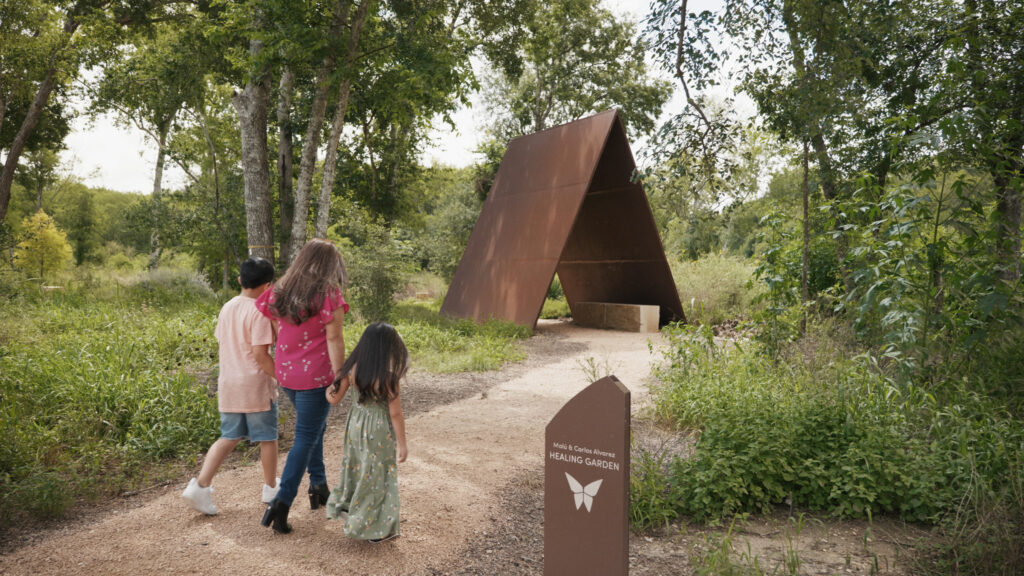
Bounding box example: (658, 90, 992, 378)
(441, 109, 684, 330)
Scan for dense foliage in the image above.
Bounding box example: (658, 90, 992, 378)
(633, 324, 1024, 572)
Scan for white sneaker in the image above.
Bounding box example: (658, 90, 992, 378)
(181, 478, 218, 515)
(261, 478, 281, 503)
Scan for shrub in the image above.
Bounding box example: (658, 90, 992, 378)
(547, 274, 564, 300)
(345, 224, 414, 322)
(122, 268, 216, 305)
(13, 210, 73, 280)
(650, 323, 1024, 525)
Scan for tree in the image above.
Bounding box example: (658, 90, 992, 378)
(483, 0, 671, 141)
(13, 209, 71, 279)
(166, 84, 248, 289)
(15, 148, 60, 212)
(64, 187, 98, 264)
(0, 0, 171, 222)
(0, 0, 71, 221)
(338, 0, 477, 226)
(942, 0, 1024, 282)
(89, 22, 209, 268)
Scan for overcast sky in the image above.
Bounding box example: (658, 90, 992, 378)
(62, 0, 726, 193)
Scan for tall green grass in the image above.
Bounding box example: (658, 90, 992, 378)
(360, 300, 529, 372)
(636, 323, 1024, 535)
(0, 269, 221, 520)
(670, 253, 761, 325)
(0, 271, 529, 524)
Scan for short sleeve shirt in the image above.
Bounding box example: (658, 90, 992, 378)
(255, 286, 349, 390)
(214, 295, 277, 412)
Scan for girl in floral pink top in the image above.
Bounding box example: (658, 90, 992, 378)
(257, 239, 349, 534)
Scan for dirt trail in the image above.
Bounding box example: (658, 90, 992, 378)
(0, 320, 660, 576)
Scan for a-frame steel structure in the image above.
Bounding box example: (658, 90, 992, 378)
(441, 110, 684, 331)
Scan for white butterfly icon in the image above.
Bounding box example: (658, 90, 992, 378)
(565, 472, 603, 512)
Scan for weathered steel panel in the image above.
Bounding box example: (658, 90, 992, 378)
(441, 109, 684, 330)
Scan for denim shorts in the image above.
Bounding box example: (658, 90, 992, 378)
(220, 402, 278, 442)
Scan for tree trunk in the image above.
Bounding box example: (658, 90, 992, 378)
(153, 124, 168, 197)
(0, 91, 7, 150)
(314, 0, 372, 239)
(381, 120, 412, 228)
(231, 40, 275, 263)
(147, 124, 169, 270)
(801, 141, 810, 334)
(809, 133, 838, 201)
(1, 69, 58, 222)
(362, 119, 379, 198)
(994, 171, 1022, 283)
(0, 18, 79, 222)
(223, 248, 230, 291)
(315, 78, 352, 238)
(782, 2, 850, 291)
(533, 74, 545, 132)
(288, 0, 353, 262)
(277, 67, 295, 264)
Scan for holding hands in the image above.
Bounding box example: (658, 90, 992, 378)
(326, 374, 350, 405)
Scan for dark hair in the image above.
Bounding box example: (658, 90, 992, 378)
(334, 322, 409, 404)
(270, 239, 347, 324)
(240, 257, 275, 288)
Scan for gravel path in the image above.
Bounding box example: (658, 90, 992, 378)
(0, 320, 661, 575)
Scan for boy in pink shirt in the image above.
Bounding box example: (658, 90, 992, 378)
(182, 257, 279, 515)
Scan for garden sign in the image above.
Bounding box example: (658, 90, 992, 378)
(544, 375, 630, 575)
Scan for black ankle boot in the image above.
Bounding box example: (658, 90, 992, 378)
(260, 500, 292, 534)
(309, 484, 329, 510)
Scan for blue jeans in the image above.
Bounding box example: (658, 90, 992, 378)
(277, 387, 330, 507)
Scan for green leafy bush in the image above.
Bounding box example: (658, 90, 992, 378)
(345, 223, 414, 322)
(649, 323, 1024, 525)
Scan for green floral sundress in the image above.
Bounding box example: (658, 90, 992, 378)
(325, 391, 400, 539)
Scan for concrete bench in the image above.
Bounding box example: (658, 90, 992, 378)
(572, 302, 660, 333)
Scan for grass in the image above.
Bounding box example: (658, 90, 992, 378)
(350, 299, 529, 373)
(0, 268, 529, 525)
(540, 297, 571, 319)
(0, 269, 221, 521)
(632, 320, 1024, 573)
(670, 253, 761, 325)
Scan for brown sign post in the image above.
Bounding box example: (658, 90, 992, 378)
(544, 376, 630, 575)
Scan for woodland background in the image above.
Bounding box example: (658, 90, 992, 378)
(1, 0, 1022, 573)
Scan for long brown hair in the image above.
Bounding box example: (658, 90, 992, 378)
(333, 322, 409, 404)
(270, 239, 347, 325)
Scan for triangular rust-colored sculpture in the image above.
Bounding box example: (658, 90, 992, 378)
(441, 110, 684, 331)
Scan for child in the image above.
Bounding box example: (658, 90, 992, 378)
(182, 257, 279, 515)
(258, 239, 349, 534)
(324, 322, 409, 543)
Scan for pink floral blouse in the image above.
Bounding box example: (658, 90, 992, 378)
(255, 286, 349, 391)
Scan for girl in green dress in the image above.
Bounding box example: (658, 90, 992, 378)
(324, 322, 409, 542)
